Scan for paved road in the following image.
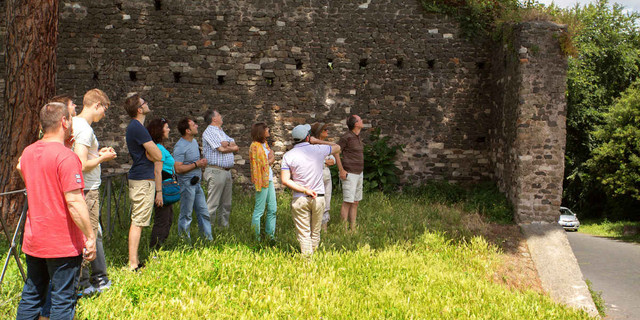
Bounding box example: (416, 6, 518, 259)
(567, 232, 640, 320)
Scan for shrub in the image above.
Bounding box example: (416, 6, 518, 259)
(362, 128, 405, 192)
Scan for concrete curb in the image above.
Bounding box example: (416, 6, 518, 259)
(521, 223, 599, 318)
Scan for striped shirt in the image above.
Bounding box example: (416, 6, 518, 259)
(202, 125, 235, 168)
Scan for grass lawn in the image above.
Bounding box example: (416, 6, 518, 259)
(579, 219, 640, 243)
(0, 183, 593, 319)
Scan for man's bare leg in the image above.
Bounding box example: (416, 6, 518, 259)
(128, 225, 142, 269)
(349, 201, 359, 232)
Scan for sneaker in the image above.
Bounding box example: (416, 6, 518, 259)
(81, 285, 97, 297)
(96, 280, 111, 292)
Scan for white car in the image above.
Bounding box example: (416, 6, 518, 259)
(558, 206, 580, 231)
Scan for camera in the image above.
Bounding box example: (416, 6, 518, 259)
(190, 176, 200, 185)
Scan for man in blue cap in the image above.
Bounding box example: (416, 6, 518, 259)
(280, 124, 340, 255)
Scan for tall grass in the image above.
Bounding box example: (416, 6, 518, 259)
(0, 184, 591, 319)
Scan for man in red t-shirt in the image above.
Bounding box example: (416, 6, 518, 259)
(15, 102, 96, 320)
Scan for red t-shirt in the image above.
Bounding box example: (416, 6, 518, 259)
(20, 141, 86, 258)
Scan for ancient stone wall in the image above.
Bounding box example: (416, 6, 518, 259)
(0, 1, 568, 223)
(489, 22, 568, 223)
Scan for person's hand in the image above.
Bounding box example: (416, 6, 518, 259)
(196, 158, 207, 168)
(303, 187, 317, 199)
(64, 136, 75, 149)
(83, 239, 97, 261)
(155, 192, 164, 207)
(339, 169, 347, 180)
(99, 147, 117, 161)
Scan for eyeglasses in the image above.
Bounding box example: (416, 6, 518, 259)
(161, 118, 167, 124)
(137, 100, 149, 109)
(98, 103, 109, 111)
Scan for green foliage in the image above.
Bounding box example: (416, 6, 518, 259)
(579, 219, 640, 243)
(561, 0, 640, 218)
(585, 279, 607, 318)
(362, 128, 405, 192)
(420, 0, 522, 38)
(587, 80, 640, 200)
(1, 189, 589, 319)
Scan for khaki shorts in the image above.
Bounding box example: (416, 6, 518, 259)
(84, 189, 101, 234)
(341, 172, 363, 203)
(128, 179, 154, 227)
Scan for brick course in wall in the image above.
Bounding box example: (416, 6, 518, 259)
(0, 1, 568, 223)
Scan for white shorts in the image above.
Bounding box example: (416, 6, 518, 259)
(341, 172, 363, 203)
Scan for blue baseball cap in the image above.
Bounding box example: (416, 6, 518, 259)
(291, 124, 311, 142)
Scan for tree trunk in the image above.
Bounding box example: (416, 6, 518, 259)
(0, 0, 59, 229)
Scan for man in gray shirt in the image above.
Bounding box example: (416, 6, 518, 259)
(173, 117, 212, 240)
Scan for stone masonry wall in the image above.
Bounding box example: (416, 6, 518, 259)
(0, 2, 568, 223)
(489, 22, 568, 223)
(53, 0, 494, 185)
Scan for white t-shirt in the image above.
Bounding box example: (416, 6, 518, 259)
(72, 117, 101, 190)
(281, 142, 331, 198)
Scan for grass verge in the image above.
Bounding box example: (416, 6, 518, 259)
(579, 219, 640, 243)
(0, 183, 592, 319)
(585, 279, 606, 318)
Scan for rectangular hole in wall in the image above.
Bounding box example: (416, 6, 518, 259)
(173, 72, 181, 83)
(396, 58, 404, 69)
(476, 61, 486, 70)
(217, 75, 225, 85)
(92, 71, 99, 80)
(154, 0, 162, 10)
(359, 59, 368, 70)
(427, 59, 435, 69)
(295, 59, 303, 70)
(265, 76, 274, 87)
(327, 58, 333, 70)
(129, 71, 137, 81)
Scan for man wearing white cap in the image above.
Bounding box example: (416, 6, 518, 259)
(281, 124, 341, 255)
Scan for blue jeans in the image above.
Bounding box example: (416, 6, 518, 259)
(251, 181, 277, 240)
(178, 182, 213, 240)
(16, 254, 82, 320)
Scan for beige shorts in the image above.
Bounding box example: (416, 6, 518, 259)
(341, 172, 363, 203)
(84, 189, 101, 234)
(128, 179, 154, 227)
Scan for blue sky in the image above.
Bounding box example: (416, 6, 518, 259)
(536, 0, 640, 12)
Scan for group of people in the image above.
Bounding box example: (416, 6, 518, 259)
(13, 88, 365, 319)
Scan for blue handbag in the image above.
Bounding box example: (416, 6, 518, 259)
(162, 177, 181, 205)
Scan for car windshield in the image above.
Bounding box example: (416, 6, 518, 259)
(559, 208, 574, 216)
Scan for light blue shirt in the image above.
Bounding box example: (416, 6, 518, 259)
(263, 143, 273, 181)
(172, 137, 202, 185)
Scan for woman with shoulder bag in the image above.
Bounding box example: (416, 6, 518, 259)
(249, 122, 277, 242)
(147, 118, 177, 249)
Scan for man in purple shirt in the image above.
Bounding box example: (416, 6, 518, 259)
(281, 124, 340, 255)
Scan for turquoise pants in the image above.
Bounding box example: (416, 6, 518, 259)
(251, 181, 277, 240)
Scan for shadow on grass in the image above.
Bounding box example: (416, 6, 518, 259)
(0, 181, 520, 273)
(91, 181, 519, 269)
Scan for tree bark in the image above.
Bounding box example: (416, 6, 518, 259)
(0, 0, 59, 228)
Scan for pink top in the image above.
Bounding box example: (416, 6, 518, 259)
(20, 141, 86, 258)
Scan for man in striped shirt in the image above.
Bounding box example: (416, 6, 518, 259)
(202, 109, 238, 228)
